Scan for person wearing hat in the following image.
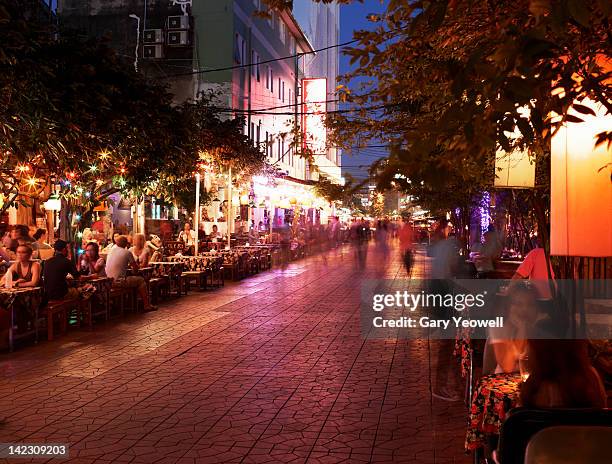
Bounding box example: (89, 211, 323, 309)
(42, 240, 81, 301)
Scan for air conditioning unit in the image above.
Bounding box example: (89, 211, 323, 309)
(167, 30, 190, 46)
(143, 44, 164, 59)
(143, 29, 163, 44)
(167, 15, 189, 30)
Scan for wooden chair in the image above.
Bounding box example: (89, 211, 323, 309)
(44, 298, 80, 341)
(182, 270, 207, 291)
(149, 276, 170, 303)
(109, 286, 136, 316)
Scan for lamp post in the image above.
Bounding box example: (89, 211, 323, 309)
(128, 14, 140, 73)
(227, 166, 232, 249)
(194, 172, 201, 255)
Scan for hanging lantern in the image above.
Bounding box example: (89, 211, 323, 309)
(279, 198, 291, 209)
(494, 106, 536, 189)
(240, 194, 249, 205)
(93, 201, 108, 212)
(289, 197, 297, 205)
(551, 97, 612, 257)
(43, 195, 62, 211)
(494, 150, 536, 188)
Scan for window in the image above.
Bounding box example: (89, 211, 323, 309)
(277, 138, 281, 161)
(265, 132, 269, 157)
(251, 50, 256, 77)
(265, 65, 270, 89)
(282, 81, 285, 102)
(256, 123, 261, 146)
(255, 53, 260, 82)
(234, 33, 243, 64)
(278, 78, 281, 99)
(251, 122, 255, 142)
(270, 69, 274, 93)
(279, 20, 286, 44)
(289, 34, 295, 54)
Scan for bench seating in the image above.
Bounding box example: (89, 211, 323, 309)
(43, 298, 80, 341)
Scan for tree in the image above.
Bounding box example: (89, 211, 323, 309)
(0, 0, 267, 224)
(265, 1, 611, 217)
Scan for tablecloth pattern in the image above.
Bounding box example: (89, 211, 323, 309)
(465, 372, 521, 451)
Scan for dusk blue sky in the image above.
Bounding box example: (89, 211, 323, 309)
(339, 0, 388, 182)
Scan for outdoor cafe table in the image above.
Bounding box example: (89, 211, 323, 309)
(82, 277, 113, 318)
(167, 255, 222, 271)
(148, 262, 182, 294)
(465, 372, 522, 451)
(0, 287, 43, 351)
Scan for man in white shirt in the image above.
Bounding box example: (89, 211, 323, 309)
(178, 223, 196, 247)
(106, 236, 155, 311)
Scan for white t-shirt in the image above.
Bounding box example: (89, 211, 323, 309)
(105, 246, 135, 280)
(179, 230, 196, 246)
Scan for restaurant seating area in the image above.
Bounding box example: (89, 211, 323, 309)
(456, 256, 612, 463)
(0, 240, 332, 353)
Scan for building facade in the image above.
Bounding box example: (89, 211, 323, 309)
(57, 0, 338, 229)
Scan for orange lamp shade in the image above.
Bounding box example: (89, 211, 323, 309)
(550, 98, 612, 257)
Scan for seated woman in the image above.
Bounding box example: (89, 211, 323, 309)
(146, 235, 163, 262)
(129, 233, 150, 268)
(486, 283, 542, 374)
(0, 244, 41, 288)
(79, 242, 106, 277)
(520, 339, 607, 408)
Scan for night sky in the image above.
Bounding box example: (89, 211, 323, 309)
(339, 0, 388, 184)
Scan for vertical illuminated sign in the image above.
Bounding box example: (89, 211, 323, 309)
(302, 78, 327, 155)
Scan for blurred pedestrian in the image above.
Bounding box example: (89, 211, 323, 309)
(398, 217, 414, 274)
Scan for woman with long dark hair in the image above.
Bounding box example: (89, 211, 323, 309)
(520, 339, 607, 408)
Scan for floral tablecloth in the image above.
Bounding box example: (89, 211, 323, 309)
(148, 262, 182, 279)
(83, 277, 112, 313)
(167, 255, 222, 272)
(1, 287, 43, 350)
(465, 372, 521, 451)
(454, 326, 473, 378)
(219, 251, 248, 265)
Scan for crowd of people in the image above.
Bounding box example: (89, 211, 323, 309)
(0, 224, 160, 311)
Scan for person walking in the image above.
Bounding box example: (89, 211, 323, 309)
(398, 217, 414, 274)
(428, 221, 462, 401)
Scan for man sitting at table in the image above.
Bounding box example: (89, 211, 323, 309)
(43, 240, 81, 300)
(105, 236, 156, 311)
(209, 224, 221, 241)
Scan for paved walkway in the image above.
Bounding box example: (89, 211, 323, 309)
(0, 242, 470, 463)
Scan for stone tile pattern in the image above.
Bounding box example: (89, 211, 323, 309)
(0, 244, 470, 464)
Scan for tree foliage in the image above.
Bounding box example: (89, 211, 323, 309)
(284, 0, 611, 212)
(0, 0, 266, 216)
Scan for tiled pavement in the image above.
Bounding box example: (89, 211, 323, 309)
(0, 242, 471, 464)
